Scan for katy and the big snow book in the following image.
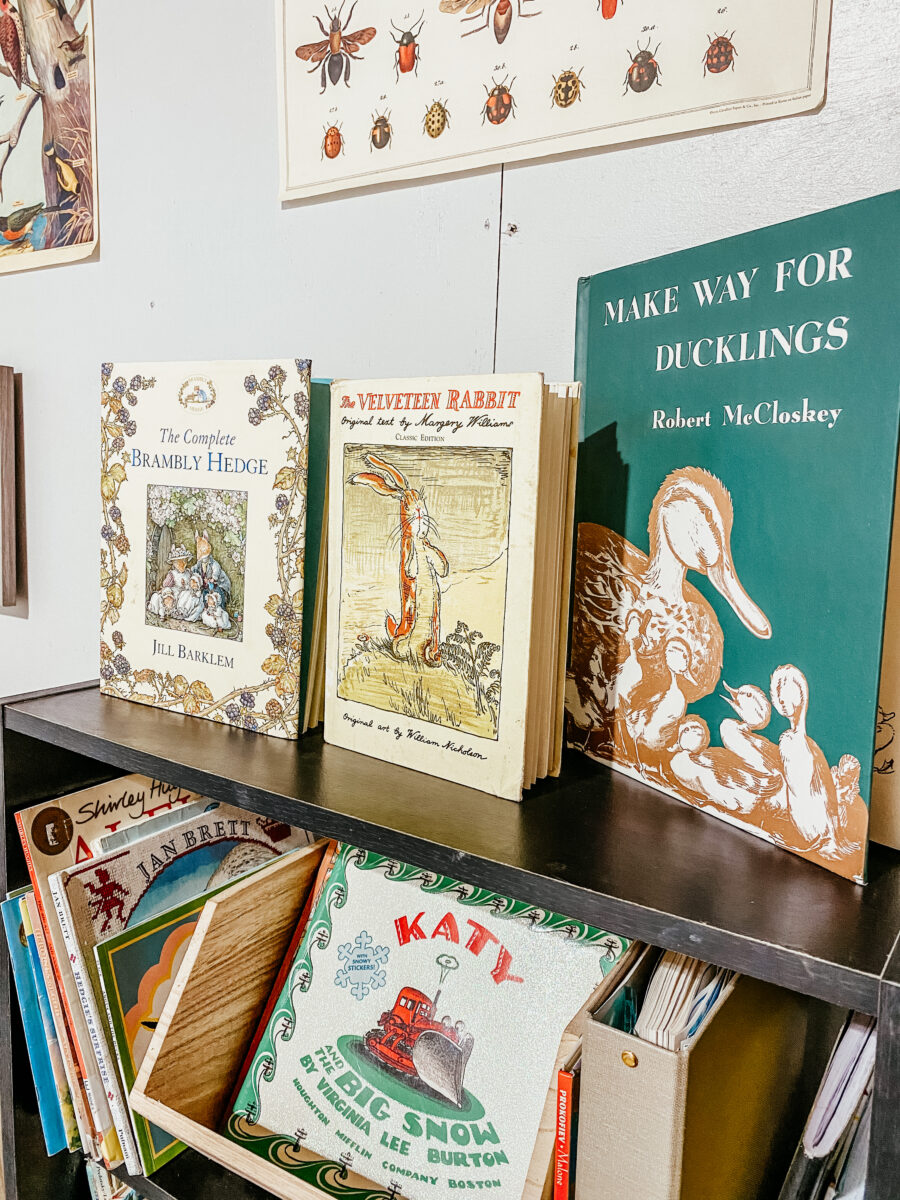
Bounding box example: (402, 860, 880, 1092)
(225, 842, 631, 1199)
(567, 190, 900, 883)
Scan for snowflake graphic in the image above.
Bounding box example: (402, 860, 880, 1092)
(334, 930, 390, 1000)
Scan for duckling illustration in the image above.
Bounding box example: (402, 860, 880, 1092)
(669, 714, 763, 815)
(719, 683, 783, 780)
(608, 608, 652, 715)
(625, 637, 698, 776)
(43, 141, 79, 195)
(830, 754, 867, 857)
(565, 645, 607, 749)
(770, 664, 840, 852)
(568, 467, 770, 771)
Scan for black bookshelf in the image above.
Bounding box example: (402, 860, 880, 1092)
(2, 683, 899, 1200)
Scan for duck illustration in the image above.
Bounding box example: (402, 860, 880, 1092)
(770, 664, 839, 853)
(568, 466, 771, 767)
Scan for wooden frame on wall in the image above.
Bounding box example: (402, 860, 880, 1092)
(0, 366, 15, 608)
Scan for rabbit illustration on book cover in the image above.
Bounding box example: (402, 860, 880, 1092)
(349, 453, 449, 666)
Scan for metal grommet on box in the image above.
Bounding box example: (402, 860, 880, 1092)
(621, 1050, 638, 1068)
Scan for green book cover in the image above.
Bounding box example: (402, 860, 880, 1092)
(223, 842, 629, 1199)
(567, 190, 900, 883)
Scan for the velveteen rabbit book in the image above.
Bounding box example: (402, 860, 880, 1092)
(325, 374, 580, 801)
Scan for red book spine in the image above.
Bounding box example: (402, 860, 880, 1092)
(555, 1068, 575, 1200)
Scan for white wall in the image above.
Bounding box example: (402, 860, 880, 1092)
(0, 0, 897, 696)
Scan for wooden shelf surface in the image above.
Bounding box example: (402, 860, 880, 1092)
(5, 684, 900, 1014)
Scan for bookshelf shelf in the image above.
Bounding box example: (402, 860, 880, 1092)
(3, 681, 900, 1200)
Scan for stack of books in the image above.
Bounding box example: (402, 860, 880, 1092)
(4, 773, 311, 1180)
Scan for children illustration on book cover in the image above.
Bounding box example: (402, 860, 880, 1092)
(566, 466, 868, 879)
(145, 486, 247, 642)
(337, 444, 511, 739)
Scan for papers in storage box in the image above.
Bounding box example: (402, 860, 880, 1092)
(633, 950, 734, 1051)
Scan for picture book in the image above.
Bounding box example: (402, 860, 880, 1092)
(2, 891, 68, 1156)
(15, 774, 202, 1167)
(48, 803, 312, 1171)
(95, 880, 248, 1174)
(99, 358, 313, 738)
(21, 895, 81, 1152)
(275, 0, 831, 200)
(225, 842, 630, 1200)
(325, 374, 580, 800)
(567, 190, 900, 882)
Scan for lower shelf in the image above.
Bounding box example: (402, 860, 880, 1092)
(113, 1150, 276, 1200)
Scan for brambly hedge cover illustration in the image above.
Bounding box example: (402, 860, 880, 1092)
(0, 0, 97, 271)
(226, 842, 629, 1199)
(566, 190, 900, 884)
(99, 359, 312, 738)
(325, 374, 542, 800)
(276, 0, 831, 199)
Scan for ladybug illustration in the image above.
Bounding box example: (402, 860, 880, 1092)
(624, 41, 661, 94)
(599, 0, 619, 15)
(482, 75, 516, 125)
(391, 13, 424, 79)
(370, 110, 392, 150)
(551, 67, 584, 109)
(423, 98, 450, 138)
(704, 31, 736, 75)
(322, 123, 344, 159)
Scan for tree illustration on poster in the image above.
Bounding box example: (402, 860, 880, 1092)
(0, 0, 94, 266)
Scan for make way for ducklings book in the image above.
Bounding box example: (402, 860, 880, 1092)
(567, 189, 900, 883)
(224, 843, 631, 1200)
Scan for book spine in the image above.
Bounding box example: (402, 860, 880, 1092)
(1, 898, 68, 1155)
(15, 811, 113, 1159)
(16, 813, 94, 1075)
(24, 891, 94, 1156)
(47, 874, 142, 1177)
(555, 1068, 575, 1200)
(573, 277, 592, 442)
(22, 897, 82, 1154)
(95, 949, 153, 1177)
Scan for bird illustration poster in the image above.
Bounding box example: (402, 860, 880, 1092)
(275, 0, 830, 200)
(566, 190, 900, 883)
(224, 842, 630, 1200)
(99, 359, 319, 739)
(324, 373, 554, 801)
(0, 0, 96, 271)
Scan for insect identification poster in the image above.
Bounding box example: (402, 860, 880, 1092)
(0, 0, 96, 272)
(276, 0, 831, 200)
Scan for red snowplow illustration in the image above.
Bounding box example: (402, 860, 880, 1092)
(364, 986, 474, 1107)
